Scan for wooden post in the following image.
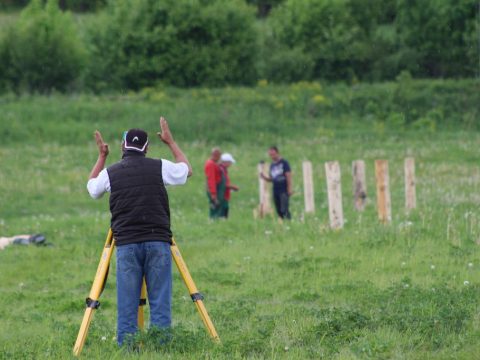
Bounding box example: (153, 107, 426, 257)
(405, 157, 416, 211)
(325, 161, 344, 229)
(257, 162, 273, 218)
(302, 161, 315, 213)
(352, 160, 367, 211)
(375, 160, 391, 223)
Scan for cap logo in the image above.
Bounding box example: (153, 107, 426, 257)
(123, 129, 148, 152)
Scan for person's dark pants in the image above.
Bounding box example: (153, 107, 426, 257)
(219, 200, 229, 218)
(207, 192, 223, 219)
(116, 241, 172, 346)
(273, 192, 291, 219)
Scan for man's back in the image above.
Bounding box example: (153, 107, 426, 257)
(108, 152, 171, 246)
(86, 118, 192, 347)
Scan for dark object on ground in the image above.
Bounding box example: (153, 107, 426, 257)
(13, 234, 47, 246)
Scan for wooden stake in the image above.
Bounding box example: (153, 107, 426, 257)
(257, 162, 273, 218)
(352, 160, 367, 211)
(302, 161, 315, 213)
(375, 160, 391, 223)
(325, 161, 344, 229)
(405, 157, 416, 211)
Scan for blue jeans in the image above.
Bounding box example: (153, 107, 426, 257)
(273, 192, 291, 219)
(116, 241, 172, 346)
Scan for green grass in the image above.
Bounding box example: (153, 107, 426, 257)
(1, 86, 480, 359)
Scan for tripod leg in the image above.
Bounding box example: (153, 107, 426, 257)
(137, 278, 147, 330)
(170, 238, 220, 342)
(73, 229, 115, 356)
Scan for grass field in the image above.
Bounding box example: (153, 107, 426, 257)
(1, 85, 480, 359)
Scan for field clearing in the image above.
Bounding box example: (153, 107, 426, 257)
(1, 90, 480, 359)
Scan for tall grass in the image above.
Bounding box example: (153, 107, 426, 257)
(0, 84, 480, 358)
(0, 79, 479, 146)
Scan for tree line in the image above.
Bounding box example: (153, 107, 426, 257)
(0, 0, 478, 93)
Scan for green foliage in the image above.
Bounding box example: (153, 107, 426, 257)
(58, 0, 107, 12)
(0, 0, 479, 90)
(266, 0, 479, 82)
(0, 0, 29, 10)
(256, 28, 315, 83)
(246, 0, 285, 17)
(0, 0, 86, 93)
(396, 0, 479, 78)
(0, 0, 106, 12)
(86, 0, 257, 90)
(270, 0, 364, 81)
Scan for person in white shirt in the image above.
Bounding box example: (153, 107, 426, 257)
(87, 117, 192, 347)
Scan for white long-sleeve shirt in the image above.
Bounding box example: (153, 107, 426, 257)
(87, 159, 189, 199)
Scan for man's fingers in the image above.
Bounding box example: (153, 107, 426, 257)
(94, 130, 104, 146)
(160, 116, 169, 132)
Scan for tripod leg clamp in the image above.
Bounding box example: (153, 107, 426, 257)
(86, 297, 100, 309)
(190, 292, 204, 302)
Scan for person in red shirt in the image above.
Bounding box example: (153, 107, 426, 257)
(219, 153, 239, 218)
(204, 147, 223, 218)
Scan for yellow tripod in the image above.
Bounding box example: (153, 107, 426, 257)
(73, 229, 220, 356)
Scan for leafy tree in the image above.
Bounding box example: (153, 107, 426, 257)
(396, 0, 478, 77)
(0, 0, 86, 92)
(0, 0, 29, 10)
(245, 0, 285, 17)
(86, 0, 257, 90)
(58, 0, 107, 12)
(270, 0, 364, 81)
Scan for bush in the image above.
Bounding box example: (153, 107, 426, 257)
(246, 0, 285, 17)
(86, 0, 258, 91)
(0, 0, 28, 10)
(396, 0, 479, 78)
(261, 46, 314, 83)
(0, 0, 86, 93)
(58, 0, 107, 12)
(269, 0, 366, 81)
(255, 22, 314, 83)
(267, 0, 479, 82)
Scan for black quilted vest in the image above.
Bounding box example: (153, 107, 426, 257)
(107, 151, 171, 246)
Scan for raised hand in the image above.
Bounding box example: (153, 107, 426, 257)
(157, 116, 174, 145)
(94, 130, 109, 157)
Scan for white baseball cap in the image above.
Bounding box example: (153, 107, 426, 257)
(221, 153, 236, 163)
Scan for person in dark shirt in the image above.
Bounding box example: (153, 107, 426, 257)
(260, 146, 293, 219)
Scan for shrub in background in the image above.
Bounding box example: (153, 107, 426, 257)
(396, 0, 478, 78)
(269, 0, 365, 81)
(0, 0, 28, 10)
(0, 0, 86, 93)
(58, 0, 107, 12)
(86, 0, 257, 91)
(255, 21, 314, 83)
(246, 0, 285, 17)
(260, 45, 314, 83)
(266, 0, 479, 82)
